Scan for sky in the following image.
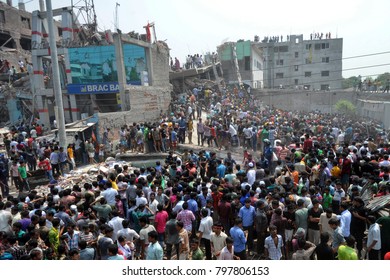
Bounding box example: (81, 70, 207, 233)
(22, 0, 390, 79)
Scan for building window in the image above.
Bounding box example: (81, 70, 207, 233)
(244, 56, 250, 70)
(294, 65, 299, 71)
(275, 46, 289, 53)
(295, 52, 299, 58)
(295, 79, 299, 85)
(0, 10, 5, 24)
(276, 59, 284, 66)
(304, 72, 312, 77)
(321, 71, 330, 76)
(279, 45, 289, 52)
(21, 16, 31, 29)
(321, 84, 330, 90)
(315, 43, 321, 50)
(295, 38, 299, 44)
(305, 58, 312, 64)
(322, 57, 330, 63)
(306, 44, 312, 50)
(276, 73, 284, 79)
(322, 43, 330, 49)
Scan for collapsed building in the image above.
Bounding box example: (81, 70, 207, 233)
(0, 0, 172, 144)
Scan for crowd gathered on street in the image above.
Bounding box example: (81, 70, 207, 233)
(0, 84, 390, 260)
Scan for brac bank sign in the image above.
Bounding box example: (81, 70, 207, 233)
(67, 82, 121, 94)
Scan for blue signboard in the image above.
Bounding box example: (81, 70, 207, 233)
(67, 44, 146, 94)
(67, 81, 141, 94)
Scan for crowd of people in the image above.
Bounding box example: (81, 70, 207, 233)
(0, 84, 390, 260)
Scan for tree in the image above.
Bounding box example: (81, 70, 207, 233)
(334, 99, 356, 116)
(342, 76, 360, 89)
(376, 72, 390, 89)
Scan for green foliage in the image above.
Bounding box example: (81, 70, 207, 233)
(334, 99, 356, 115)
(342, 76, 360, 89)
(376, 72, 390, 87)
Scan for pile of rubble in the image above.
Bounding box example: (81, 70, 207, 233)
(32, 157, 136, 196)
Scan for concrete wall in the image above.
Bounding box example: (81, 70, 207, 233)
(150, 41, 171, 87)
(97, 85, 172, 139)
(357, 99, 390, 129)
(253, 89, 357, 114)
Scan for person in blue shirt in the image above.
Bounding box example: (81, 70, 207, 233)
(216, 159, 226, 179)
(170, 128, 178, 152)
(197, 186, 210, 209)
(238, 198, 256, 254)
(187, 192, 199, 216)
(230, 218, 247, 260)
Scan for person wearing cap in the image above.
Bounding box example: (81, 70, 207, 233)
(295, 199, 308, 239)
(246, 162, 256, 186)
(340, 152, 352, 192)
(358, 141, 370, 158)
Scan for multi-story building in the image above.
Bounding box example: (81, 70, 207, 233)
(217, 40, 264, 89)
(257, 34, 343, 90)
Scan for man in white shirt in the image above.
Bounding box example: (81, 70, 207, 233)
(210, 222, 227, 259)
(338, 202, 351, 238)
(247, 162, 256, 186)
(117, 219, 139, 242)
(102, 181, 118, 207)
(198, 208, 213, 260)
(220, 237, 238, 260)
(108, 210, 124, 242)
(367, 215, 381, 260)
(30, 127, 37, 138)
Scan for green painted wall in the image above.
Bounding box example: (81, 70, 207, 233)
(220, 40, 251, 61)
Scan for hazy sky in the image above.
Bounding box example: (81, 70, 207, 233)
(24, 0, 390, 79)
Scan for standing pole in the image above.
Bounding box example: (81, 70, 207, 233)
(39, 0, 45, 12)
(45, 0, 67, 148)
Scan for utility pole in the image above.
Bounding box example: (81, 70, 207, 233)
(39, 0, 45, 12)
(45, 0, 67, 148)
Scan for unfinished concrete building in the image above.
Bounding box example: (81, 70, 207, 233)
(0, 1, 172, 142)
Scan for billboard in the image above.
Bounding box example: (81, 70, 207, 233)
(67, 44, 146, 94)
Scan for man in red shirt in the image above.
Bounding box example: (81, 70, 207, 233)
(154, 204, 168, 248)
(340, 152, 352, 192)
(38, 156, 53, 181)
(35, 124, 42, 136)
(303, 134, 313, 154)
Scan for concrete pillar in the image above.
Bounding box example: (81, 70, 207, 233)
(114, 33, 129, 111)
(36, 95, 50, 127)
(31, 11, 49, 127)
(18, 1, 26, 11)
(62, 48, 79, 121)
(146, 47, 154, 86)
(61, 9, 73, 43)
